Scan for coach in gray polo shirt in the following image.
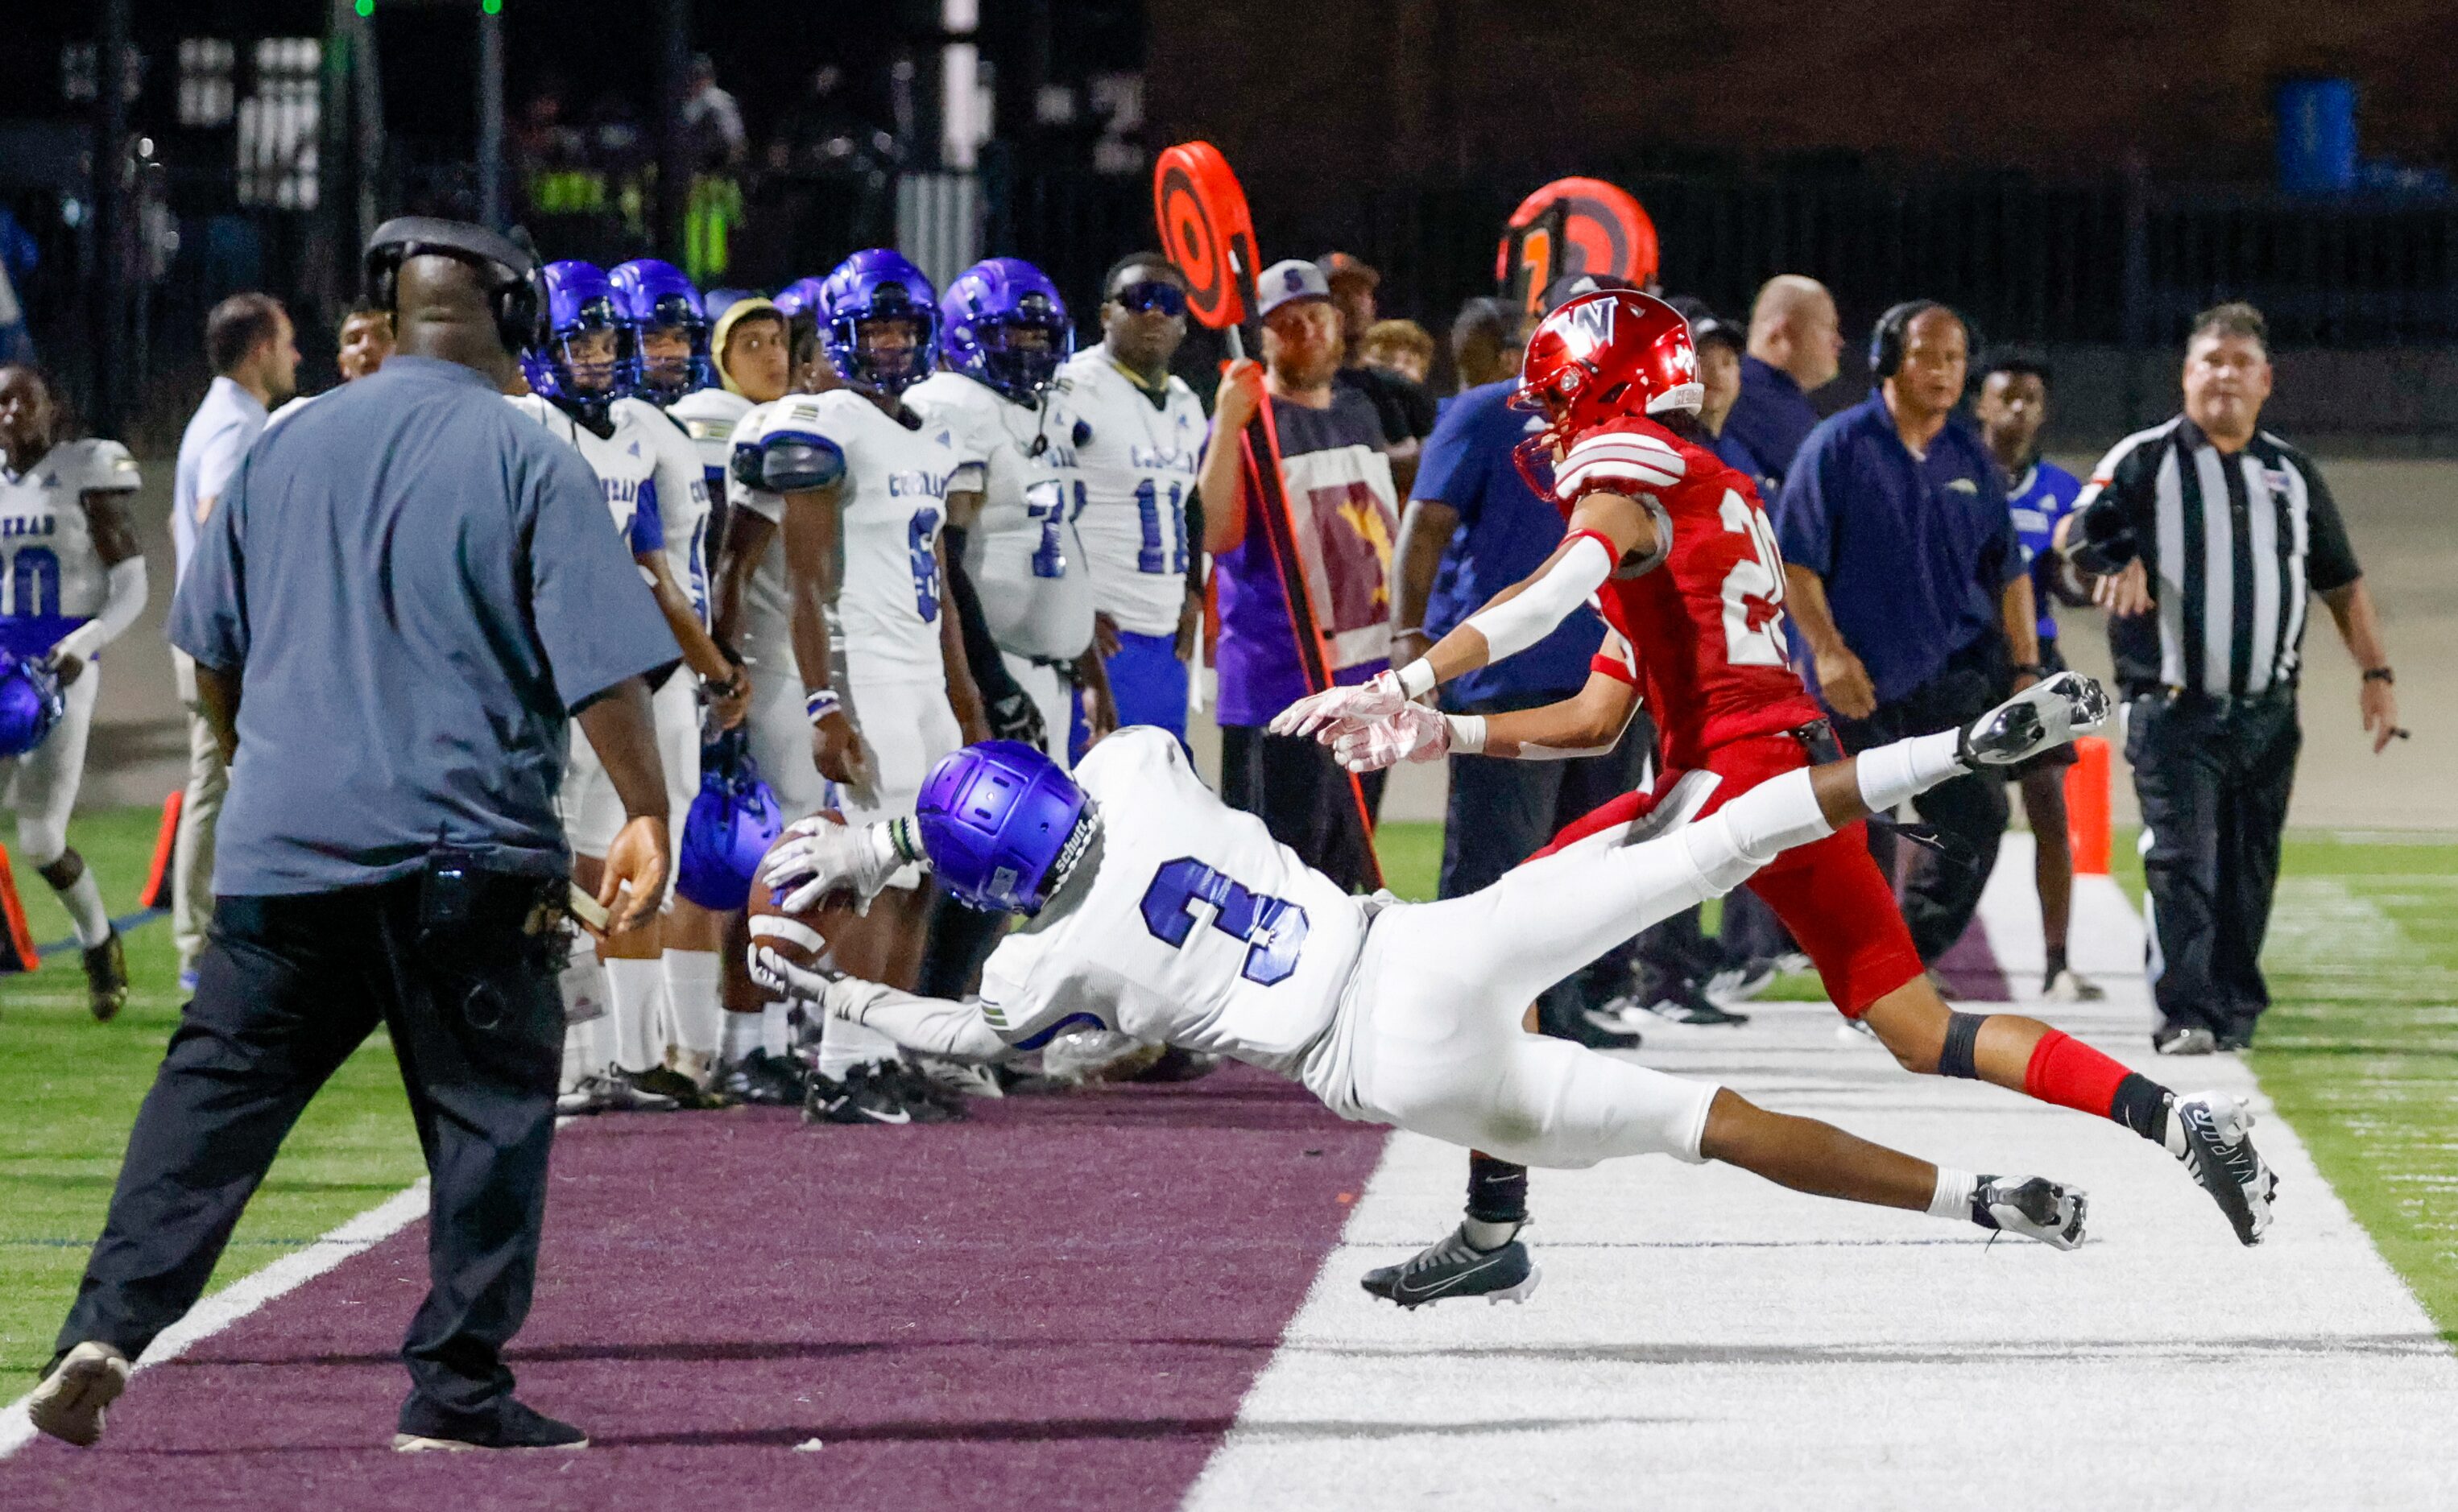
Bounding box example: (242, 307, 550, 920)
(33, 220, 677, 1455)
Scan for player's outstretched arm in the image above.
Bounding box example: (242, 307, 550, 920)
(747, 948, 1013, 1064)
(1320, 668, 1640, 774)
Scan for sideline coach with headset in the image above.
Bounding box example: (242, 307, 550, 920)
(31, 219, 679, 1453)
(1774, 301, 2039, 963)
(2059, 302, 2400, 1056)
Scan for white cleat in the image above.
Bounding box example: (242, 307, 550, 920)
(1972, 1176, 2088, 1250)
(27, 1341, 130, 1448)
(1959, 671, 2110, 768)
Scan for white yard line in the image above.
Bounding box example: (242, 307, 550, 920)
(0, 1180, 430, 1460)
(1187, 837, 2458, 1509)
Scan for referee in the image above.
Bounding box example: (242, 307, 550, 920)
(31, 219, 680, 1452)
(2061, 302, 2400, 1056)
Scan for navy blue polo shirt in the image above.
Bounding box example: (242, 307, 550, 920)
(1414, 380, 1603, 706)
(1720, 355, 1821, 490)
(1773, 392, 2024, 707)
(172, 356, 682, 894)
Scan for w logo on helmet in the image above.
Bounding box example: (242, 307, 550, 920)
(1569, 298, 1616, 344)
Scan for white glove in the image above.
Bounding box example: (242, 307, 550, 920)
(759, 816, 905, 911)
(1327, 703, 1452, 773)
(747, 942, 846, 1010)
(1266, 669, 1409, 740)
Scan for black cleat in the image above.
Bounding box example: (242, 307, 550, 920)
(631, 1064, 736, 1109)
(1970, 1175, 2088, 1250)
(394, 1397, 589, 1452)
(807, 1061, 961, 1126)
(1361, 1224, 1541, 1309)
(716, 1048, 808, 1106)
(82, 932, 129, 1022)
(2171, 1091, 2277, 1245)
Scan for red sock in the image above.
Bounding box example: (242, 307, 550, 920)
(2022, 1029, 2130, 1120)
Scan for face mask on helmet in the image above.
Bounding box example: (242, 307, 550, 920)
(630, 301, 714, 402)
(819, 252, 941, 397)
(0, 655, 65, 760)
(531, 262, 629, 422)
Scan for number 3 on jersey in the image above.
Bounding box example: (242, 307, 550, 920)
(1140, 857, 1309, 986)
(1717, 490, 1790, 667)
(907, 507, 941, 622)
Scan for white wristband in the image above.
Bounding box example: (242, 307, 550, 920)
(1395, 659, 1438, 700)
(805, 688, 842, 725)
(1445, 714, 1488, 754)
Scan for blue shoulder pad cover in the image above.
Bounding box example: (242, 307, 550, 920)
(735, 429, 846, 494)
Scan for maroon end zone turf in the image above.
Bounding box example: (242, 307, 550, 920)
(2, 1064, 1385, 1510)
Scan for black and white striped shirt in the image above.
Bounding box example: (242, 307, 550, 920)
(2072, 417, 2361, 698)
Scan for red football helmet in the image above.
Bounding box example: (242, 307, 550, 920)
(1512, 290, 1703, 499)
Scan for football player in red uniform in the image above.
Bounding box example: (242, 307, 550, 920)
(1275, 291, 2276, 1302)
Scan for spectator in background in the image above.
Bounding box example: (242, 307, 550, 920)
(1724, 274, 1843, 498)
(1318, 252, 1434, 490)
(681, 55, 747, 171)
(337, 302, 395, 382)
(1776, 302, 2037, 967)
(1358, 319, 1435, 386)
(1975, 353, 2100, 1002)
(2058, 302, 2399, 1054)
(1061, 254, 1206, 747)
(1390, 291, 1652, 1045)
(169, 293, 299, 992)
(1199, 259, 1401, 890)
(681, 56, 747, 284)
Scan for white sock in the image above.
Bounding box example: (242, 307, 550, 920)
(560, 1023, 592, 1094)
(1856, 730, 1967, 814)
(816, 1011, 900, 1080)
(1927, 1166, 1979, 1221)
(761, 1001, 792, 1056)
(605, 957, 665, 1074)
(557, 946, 611, 1088)
(722, 1009, 764, 1063)
(661, 949, 725, 1067)
(57, 869, 111, 949)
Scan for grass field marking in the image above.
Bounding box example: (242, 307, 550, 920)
(0, 1179, 429, 1462)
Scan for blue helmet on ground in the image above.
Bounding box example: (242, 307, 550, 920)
(818, 249, 938, 395)
(609, 258, 714, 403)
(676, 730, 784, 911)
(940, 258, 1074, 404)
(526, 260, 627, 424)
(916, 741, 1091, 915)
(0, 655, 65, 759)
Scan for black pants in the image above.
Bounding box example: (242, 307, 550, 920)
(56, 878, 567, 1438)
(2127, 690, 2300, 1045)
(1219, 725, 1387, 893)
(1836, 635, 2011, 964)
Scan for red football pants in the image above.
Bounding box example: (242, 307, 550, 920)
(1534, 731, 1924, 1016)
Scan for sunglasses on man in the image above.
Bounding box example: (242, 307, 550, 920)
(1107, 280, 1187, 318)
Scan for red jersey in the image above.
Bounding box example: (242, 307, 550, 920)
(1551, 415, 1824, 770)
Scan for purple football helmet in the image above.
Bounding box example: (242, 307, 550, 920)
(941, 258, 1074, 403)
(676, 731, 784, 911)
(0, 655, 65, 759)
(609, 258, 714, 403)
(818, 249, 938, 395)
(917, 741, 1091, 915)
(527, 260, 627, 424)
(770, 276, 829, 323)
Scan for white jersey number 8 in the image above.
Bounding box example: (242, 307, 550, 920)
(1716, 489, 1790, 668)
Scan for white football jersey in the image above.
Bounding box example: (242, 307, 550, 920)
(614, 395, 714, 626)
(1059, 345, 1205, 638)
(668, 385, 750, 494)
(505, 394, 650, 545)
(905, 370, 1095, 663)
(0, 439, 141, 658)
(730, 390, 965, 684)
(977, 727, 1368, 1094)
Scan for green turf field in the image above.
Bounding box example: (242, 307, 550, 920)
(0, 808, 426, 1401)
(3, 812, 2451, 1403)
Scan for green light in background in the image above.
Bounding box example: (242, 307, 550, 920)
(354, 0, 373, 14)
(482, 0, 501, 12)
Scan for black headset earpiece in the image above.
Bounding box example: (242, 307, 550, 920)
(362, 216, 543, 357)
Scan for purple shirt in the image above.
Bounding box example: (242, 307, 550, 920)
(1215, 387, 1398, 727)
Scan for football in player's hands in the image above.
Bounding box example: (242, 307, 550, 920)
(749, 813, 861, 980)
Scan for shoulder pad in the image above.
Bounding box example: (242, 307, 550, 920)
(732, 429, 846, 494)
(1555, 425, 1686, 502)
(74, 438, 142, 492)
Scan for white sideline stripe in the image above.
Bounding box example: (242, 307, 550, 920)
(1186, 837, 2458, 1510)
(0, 1179, 431, 1462)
